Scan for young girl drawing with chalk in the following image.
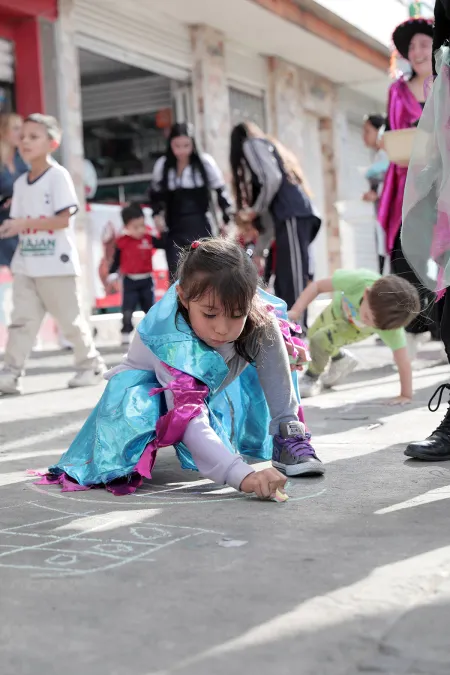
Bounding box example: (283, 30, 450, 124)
(37, 238, 324, 500)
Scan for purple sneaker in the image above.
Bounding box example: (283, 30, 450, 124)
(272, 421, 325, 477)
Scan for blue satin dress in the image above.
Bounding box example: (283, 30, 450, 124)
(48, 285, 297, 487)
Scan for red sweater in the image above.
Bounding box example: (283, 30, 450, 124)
(115, 233, 154, 275)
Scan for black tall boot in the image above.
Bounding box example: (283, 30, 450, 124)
(405, 384, 450, 460)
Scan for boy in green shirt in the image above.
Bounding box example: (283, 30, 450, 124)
(288, 269, 420, 404)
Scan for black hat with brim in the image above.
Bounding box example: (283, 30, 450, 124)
(392, 17, 433, 59)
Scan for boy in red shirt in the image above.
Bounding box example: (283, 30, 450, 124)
(108, 203, 162, 344)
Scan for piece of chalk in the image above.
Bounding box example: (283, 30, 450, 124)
(272, 488, 289, 503)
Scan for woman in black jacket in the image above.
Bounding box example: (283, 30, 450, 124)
(404, 0, 450, 461)
(150, 123, 232, 278)
(230, 122, 321, 318)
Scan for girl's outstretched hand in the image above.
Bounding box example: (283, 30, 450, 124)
(240, 468, 287, 499)
(286, 341, 309, 372)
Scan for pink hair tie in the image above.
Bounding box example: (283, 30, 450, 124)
(191, 241, 200, 250)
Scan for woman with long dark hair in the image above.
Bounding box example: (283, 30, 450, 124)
(150, 122, 232, 277)
(402, 0, 450, 460)
(229, 122, 321, 317)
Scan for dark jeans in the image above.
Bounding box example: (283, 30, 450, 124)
(122, 276, 154, 334)
(0, 207, 18, 267)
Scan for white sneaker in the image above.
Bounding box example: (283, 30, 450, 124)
(322, 350, 358, 388)
(299, 375, 322, 398)
(68, 365, 106, 389)
(406, 332, 428, 361)
(0, 369, 23, 395)
(59, 336, 74, 351)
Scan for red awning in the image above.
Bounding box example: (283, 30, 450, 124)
(0, 0, 57, 21)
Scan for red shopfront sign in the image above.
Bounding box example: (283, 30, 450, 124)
(0, 0, 58, 115)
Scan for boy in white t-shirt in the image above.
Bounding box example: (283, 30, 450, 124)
(0, 113, 105, 394)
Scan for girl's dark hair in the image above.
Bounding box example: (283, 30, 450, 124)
(364, 113, 387, 130)
(162, 122, 209, 195)
(230, 123, 250, 211)
(176, 237, 271, 363)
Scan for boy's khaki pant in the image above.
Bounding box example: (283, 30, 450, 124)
(4, 274, 103, 376)
(307, 302, 368, 377)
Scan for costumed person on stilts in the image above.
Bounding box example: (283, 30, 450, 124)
(378, 15, 438, 359)
(403, 0, 450, 461)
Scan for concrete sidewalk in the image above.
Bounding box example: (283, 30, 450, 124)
(1, 339, 450, 675)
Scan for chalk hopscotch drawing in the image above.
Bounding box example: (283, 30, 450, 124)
(29, 475, 326, 507)
(28, 477, 248, 506)
(0, 502, 221, 578)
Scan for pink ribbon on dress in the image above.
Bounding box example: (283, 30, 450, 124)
(134, 366, 209, 480)
(32, 366, 209, 496)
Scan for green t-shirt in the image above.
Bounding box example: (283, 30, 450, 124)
(331, 269, 406, 351)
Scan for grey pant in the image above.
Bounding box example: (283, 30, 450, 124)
(4, 274, 103, 376)
(217, 316, 300, 435)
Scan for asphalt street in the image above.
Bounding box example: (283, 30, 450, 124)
(1, 338, 450, 675)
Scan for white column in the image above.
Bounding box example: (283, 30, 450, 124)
(55, 0, 93, 314)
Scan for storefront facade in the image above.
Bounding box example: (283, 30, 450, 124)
(66, 0, 391, 302)
(0, 0, 394, 350)
(64, 0, 391, 280)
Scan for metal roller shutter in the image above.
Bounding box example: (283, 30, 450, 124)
(74, 0, 191, 81)
(82, 75, 172, 121)
(229, 88, 266, 130)
(225, 41, 267, 95)
(226, 40, 267, 130)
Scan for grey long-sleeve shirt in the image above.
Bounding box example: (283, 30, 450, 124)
(243, 139, 282, 215)
(105, 316, 299, 490)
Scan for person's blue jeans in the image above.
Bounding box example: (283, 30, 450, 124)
(0, 207, 18, 267)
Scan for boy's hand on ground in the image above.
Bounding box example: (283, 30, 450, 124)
(387, 395, 412, 406)
(240, 468, 287, 499)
